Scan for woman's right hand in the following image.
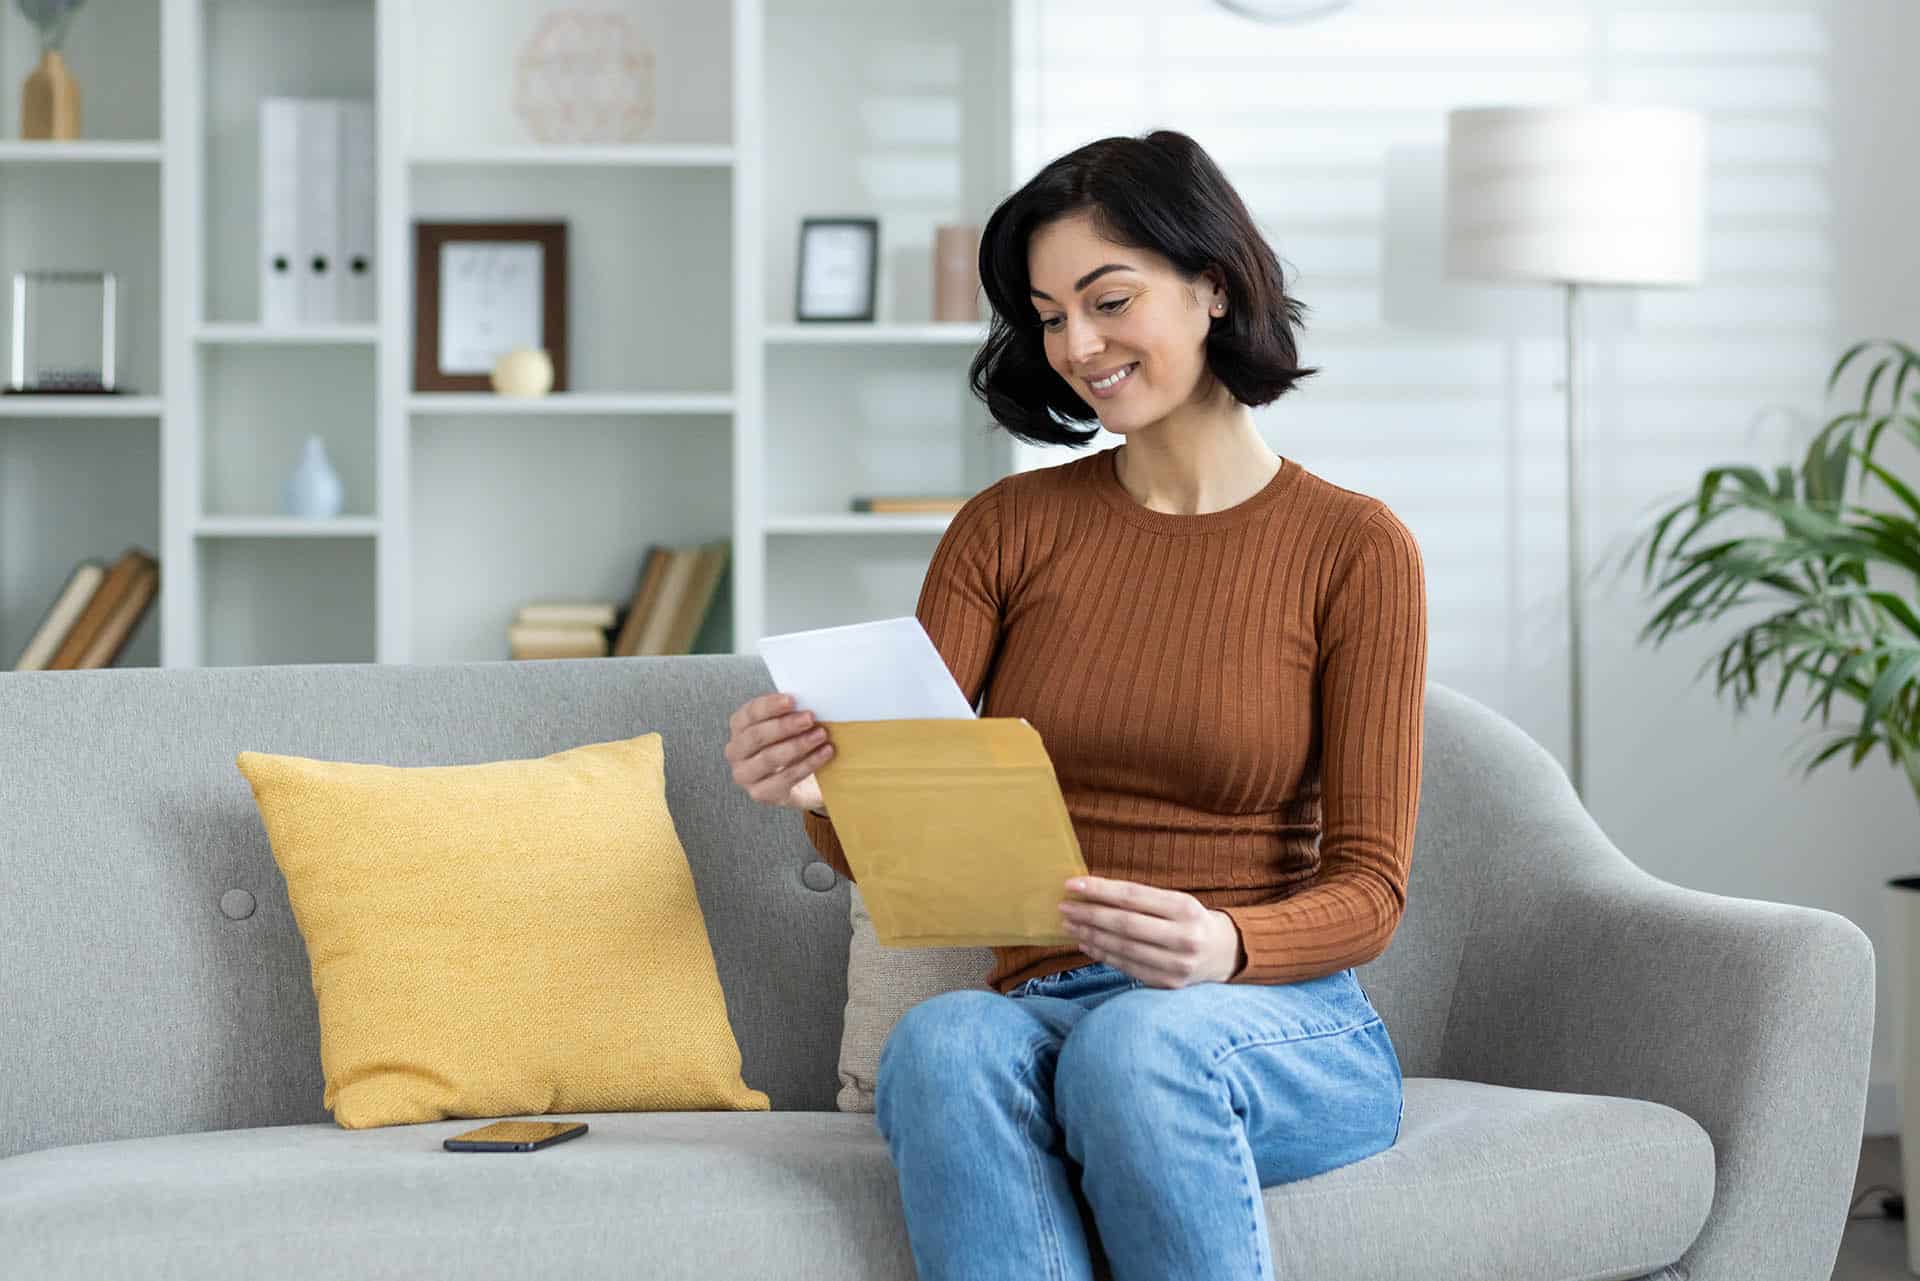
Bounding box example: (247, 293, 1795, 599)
(724, 692, 833, 815)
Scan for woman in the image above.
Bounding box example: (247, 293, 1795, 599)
(724, 129, 1424, 1281)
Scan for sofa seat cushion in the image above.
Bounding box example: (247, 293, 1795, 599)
(0, 1079, 1712, 1281)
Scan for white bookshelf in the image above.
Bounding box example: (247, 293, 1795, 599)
(0, 0, 1037, 670)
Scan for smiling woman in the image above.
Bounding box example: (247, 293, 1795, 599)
(776, 128, 1425, 1281)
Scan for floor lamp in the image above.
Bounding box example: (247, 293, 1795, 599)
(1442, 105, 1706, 802)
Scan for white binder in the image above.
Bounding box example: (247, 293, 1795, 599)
(338, 100, 376, 324)
(296, 99, 342, 325)
(258, 98, 302, 328)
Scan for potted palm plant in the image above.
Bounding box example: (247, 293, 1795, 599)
(1613, 335, 1920, 1255)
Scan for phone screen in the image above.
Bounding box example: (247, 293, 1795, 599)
(444, 1120, 588, 1151)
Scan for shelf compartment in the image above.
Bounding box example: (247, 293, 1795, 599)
(200, 345, 375, 522)
(0, 415, 162, 668)
(0, 0, 160, 142)
(410, 163, 732, 395)
(406, 1, 731, 155)
(198, 536, 375, 668)
(0, 161, 161, 395)
(409, 411, 731, 665)
(407, 392, 733, 416)
(200, 0, 378, 329)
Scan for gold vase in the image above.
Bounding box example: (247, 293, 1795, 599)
(22, 50, 82, 141)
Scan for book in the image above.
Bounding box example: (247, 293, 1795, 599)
(13, 559, 105, 671)
(515, 601, 618, 628)
(635, 548, 700, 656)
(508, 623, 609, 660)
(48, 548, 158, 670)
(851, 495, 969, 514)
(78, 560, 159, 668)
(612, 547, 671, 658)
(662, 542, 731, 655)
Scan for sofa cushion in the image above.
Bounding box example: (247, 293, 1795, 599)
(234, 734, 769, 1128)
(838, 884, 993, 1112)
(0, 1079, 1712, 1281)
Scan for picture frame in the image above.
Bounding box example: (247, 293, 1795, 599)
(413, 221, 568, 392)
(795, 217, 879, 323)
(6, 270, 120, 394)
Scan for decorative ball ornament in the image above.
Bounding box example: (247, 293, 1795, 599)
(491, 348, 554, 398)
(513, 9, 655, 144)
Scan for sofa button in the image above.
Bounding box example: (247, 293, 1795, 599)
(220, 889, 257, 920)
(801, 861, 838, 892)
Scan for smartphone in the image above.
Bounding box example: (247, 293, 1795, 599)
(443, 1120, 588, 1152)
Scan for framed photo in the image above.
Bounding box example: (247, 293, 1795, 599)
(795, 217, 879, 322)
(6, 270, 119, 394)
(414, 221, 568, 392)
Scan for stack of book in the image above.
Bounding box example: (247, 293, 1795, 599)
(12, 547, 161, 671)
(507, 602, 619, 660)
(508, 539, 730, 661)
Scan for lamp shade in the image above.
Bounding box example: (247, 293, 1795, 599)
(1444, 105, 1706, 287)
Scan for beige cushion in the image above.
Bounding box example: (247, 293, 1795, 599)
(837, 884, 995, 1112)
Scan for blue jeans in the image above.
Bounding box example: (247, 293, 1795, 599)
(874, 961, 1404, 1281)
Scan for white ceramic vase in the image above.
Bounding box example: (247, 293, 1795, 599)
(281, 435, 344, 519)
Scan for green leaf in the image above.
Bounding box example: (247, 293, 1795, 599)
(1863, 651, 1920, 735)
(1829, 339, 1875, 396)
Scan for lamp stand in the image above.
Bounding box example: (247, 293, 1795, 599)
(1564, 281, 1587, 801)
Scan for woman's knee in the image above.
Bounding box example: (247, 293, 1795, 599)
(877, 989, 1026, 1102)
(1054, 991, 1199, 1124)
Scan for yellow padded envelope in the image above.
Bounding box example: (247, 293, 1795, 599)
(812, 717, 1090, 948)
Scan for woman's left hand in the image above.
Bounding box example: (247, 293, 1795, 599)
(1057, 876, 1245, 989)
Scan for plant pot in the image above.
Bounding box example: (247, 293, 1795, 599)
(1888, 876, 1920, 1269)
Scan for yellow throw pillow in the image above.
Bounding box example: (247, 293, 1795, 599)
(235, 734, 769, 1128)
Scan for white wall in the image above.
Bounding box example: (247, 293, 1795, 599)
(1019, 0, 1918, 1133)
(1816, 0, 1918, 1137)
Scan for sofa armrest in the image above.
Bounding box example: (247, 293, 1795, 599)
(1441, 850, 1875, 1281)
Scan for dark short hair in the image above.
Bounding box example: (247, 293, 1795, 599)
(968, 129, 1317, 449)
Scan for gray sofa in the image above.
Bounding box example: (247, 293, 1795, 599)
(0, 655, 1874, 1281)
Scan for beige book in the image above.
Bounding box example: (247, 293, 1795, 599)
(14, 560, 105, 671)
(508, 623, 609, 657)
(612, 547, 670, 657)
(635, 549, 698, 656)
(516, 601, 618, 628)
(663, 543, 730, 655)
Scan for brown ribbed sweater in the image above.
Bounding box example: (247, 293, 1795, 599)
(802, 444, 1428, 995)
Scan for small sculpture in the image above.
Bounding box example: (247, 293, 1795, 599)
(18, 0, 86, 141)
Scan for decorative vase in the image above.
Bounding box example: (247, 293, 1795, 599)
(17, 0, 87, 141)
(281, 435, 344, 519)
(491, 347, 554, 397)
(21, 49, 80, 140)
(933, 224, 981, 323)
